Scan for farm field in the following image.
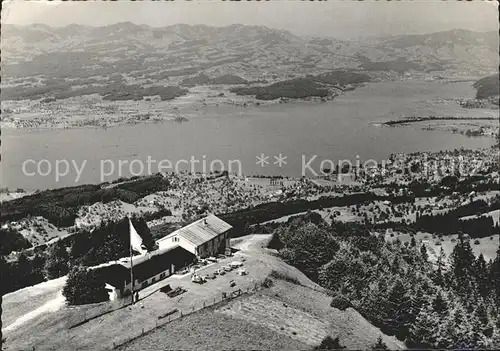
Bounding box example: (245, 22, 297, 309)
(385, 232, 500, 262)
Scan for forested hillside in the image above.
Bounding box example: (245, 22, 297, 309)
(268, 212, 500, 349)
(474, 74, 500, 99)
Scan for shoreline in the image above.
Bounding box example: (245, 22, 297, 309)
(0, 90, 341, 132)
(381, 116, 499, 138)
(383, 116, 498, 126)
(1, 78, 492, 132)
(1, 144, 497, 194)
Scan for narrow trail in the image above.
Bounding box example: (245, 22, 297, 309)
(3, 292, 66, 333)
(232, 234, 272, 252)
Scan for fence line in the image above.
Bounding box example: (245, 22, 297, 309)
(68, 295, 132, 329)
(112, 283, 263, 349)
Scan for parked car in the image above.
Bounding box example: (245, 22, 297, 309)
(223, 265, 233, 272)
(230, 261, 243, 269)
(166, 287, 186, 298)
(237, 268, 248, 276)
(217, 268, 226, 275)
(229, 280, 236, 287)
(160, 284, 172, 293)
(191, 274, 206, 284)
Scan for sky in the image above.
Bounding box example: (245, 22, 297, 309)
(1, 0, 498, 39)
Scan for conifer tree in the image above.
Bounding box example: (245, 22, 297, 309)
(410, 236, 417, 248)
(432, 292, 448, 314)
(408, 285, 427, 326)
(434, 247, 446, 286)
(420, 244, 428, 262)
(450, 235, 475, 296)
(62, 266, 108, 305)
(447, 304, 486, 349)
(44, 240, 69, 279)
(384, 279, 412, 340)
(475, 302, 489, 330)
(490, 244, 500, 304)
(0, 256, 4, 350)
(314, 336, 345, 350)
(474, 253, 489, 298)
(407, 305, 440, 348)
(371, 336, 389, 350)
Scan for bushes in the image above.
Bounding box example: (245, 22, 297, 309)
(267, 232, 284, 250)
(2, 253, 46, 294)
(44, 240, 69, 279)
(63, 266, 109, 305)
(3, 217, 153, 295)
(330, 295, 353, 311)
(261, 277, 274, 288)
(314, 336, 345, 350)
(0, 227, 32, 255)
(69, 216, 154, 267)
(371, 336, 389, 350)
(221, 193, 412, 236)
(269, 270, 301, 285)
(0, 174, 171, 227)
(279, 223, 340, 281)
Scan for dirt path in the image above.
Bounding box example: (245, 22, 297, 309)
(2, 276, 67, 332)
(3, 292, 66, 333)
(231, 234, 272, 252)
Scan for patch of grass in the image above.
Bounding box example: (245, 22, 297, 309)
(261, 277, 274, 288)
(118, 308, 308, 351)
(269, 270, 301, 286)
(330, 295, 353, 311)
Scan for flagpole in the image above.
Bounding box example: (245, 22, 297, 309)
(129, 218, 135, 305)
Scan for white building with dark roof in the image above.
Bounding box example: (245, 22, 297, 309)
(98, 245, 196, 301)
(156, 214, 233, 258)
(97, 214, 233, 300)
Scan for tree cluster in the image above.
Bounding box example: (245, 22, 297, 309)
(2, 217, 153, 295)
(270, 217, 500, 349)
(0, 174, 170, 227)
(62, 266, 109, 305)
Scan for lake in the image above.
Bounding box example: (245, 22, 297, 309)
(1, 80, 496, 191)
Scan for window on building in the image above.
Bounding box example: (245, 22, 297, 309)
(142, 281, 148, 288)
(152, 277, 156, 283)
(160, 272, 165, 279)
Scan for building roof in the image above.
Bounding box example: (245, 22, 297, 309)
(97, 245, 196, 288)
(130, 246, 195, 283)
(158, 214, 232, 248)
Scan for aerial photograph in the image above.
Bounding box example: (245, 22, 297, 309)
(0, 0, 499, 350)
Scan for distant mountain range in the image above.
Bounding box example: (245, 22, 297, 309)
(1, 23, 498, 100)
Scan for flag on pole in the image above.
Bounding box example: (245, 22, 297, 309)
(129, 218, 147, 255)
